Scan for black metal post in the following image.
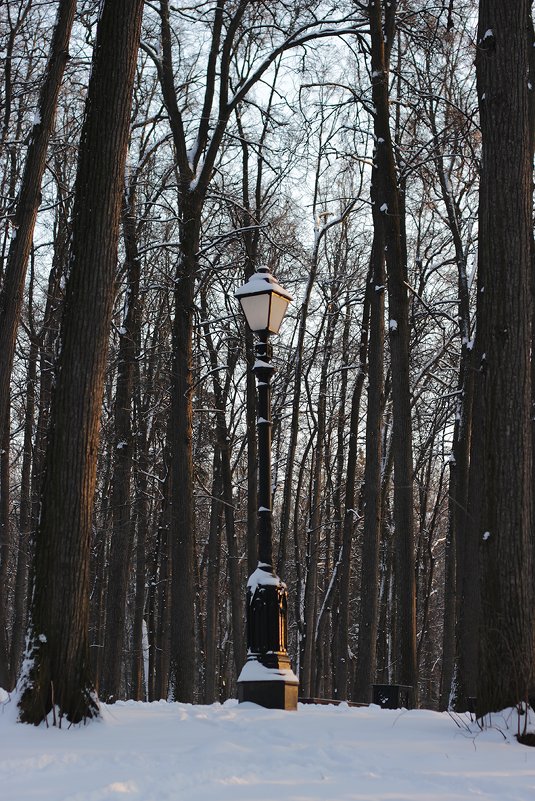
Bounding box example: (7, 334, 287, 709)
(255, 334, 274, 568)
(237, 333, 298, 709)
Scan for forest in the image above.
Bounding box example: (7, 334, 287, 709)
(0, 0, 533, 725)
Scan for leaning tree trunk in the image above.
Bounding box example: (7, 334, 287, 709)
(0, 0, 76, 447)
(473, 1, 534, 718)
(18, 0, 145, 725)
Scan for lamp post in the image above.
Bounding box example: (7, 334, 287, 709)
(235, 267, 299, 710)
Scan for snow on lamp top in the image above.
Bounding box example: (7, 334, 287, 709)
(235, 267, 293, 335)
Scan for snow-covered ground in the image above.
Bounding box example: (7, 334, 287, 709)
(1, 688, 535, 800)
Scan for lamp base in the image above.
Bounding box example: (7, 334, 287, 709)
(237, 654, 299, 710)
(238, 679, 298, 710)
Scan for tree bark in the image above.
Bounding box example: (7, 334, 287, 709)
(201, 295, 245, 684)
(0, 0, 76, 447)
(8, 335, 38, 687)
(368, 0, 417, 702)
(0, 413, 10, 688)
(18, 0, 145, 725)
(301, 300, 337, 696)
(473, 1, 534, 717)
(204, 450, 222, 704)
(354, 237, 385, 703)
(100, 187, 143, 701)
(334, 277, 371, 698)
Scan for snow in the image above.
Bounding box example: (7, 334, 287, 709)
(389, 319, 398, 331)
(247, 564, 283, 592)
(1, 689, 535, 800)
(237, 659, 299, 684)
(253, 359, 271, 370)
(235, 271, 292, 302)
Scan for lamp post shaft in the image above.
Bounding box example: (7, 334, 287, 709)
(255, 334, 274, 568)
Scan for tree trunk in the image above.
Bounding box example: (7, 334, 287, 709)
(334, 279, 371, 698)
(0, 0, 76, 446)
(354, 237, 385, 703)
(428, 89, 475, 711)
(368, 0, 417, 702)
(100, 188, 143, 701)
(131, 433, 149, 702)
(8, 335, 38, 687)
(168, 230, 198, 703)
(0, 413, 10, 688)
(204, 450, 222, 704)
(18, 0, 145, 725)
(301, 303, 337, 696)
(473, 1, 534, 717)
(201, 295, 245, 684)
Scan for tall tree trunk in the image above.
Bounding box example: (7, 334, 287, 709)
(0, 0, 76, 446)
(277, 245, 320, 579)
(428, 91, 475, 711)
(131, 434, 149, 702)
(168, 234, 197, 702)
(354, 237, 385, 703)
(8, 335, 38, 687)
(301, 304, 337, 696)
(100, 188, 143, 701)
(0, 413, 10, 688)
(473, 1, 533, 717)
(18, 0, 145, 724)
(204, 450, 222, 704)
(201, 295, 245, 684)
(334, 278, 371, 698)
(157, 2, 198, 702)
(155, 519, 172, 701)
(368, 0, 417, 702)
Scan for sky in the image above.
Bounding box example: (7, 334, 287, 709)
(1, 688, 535, 801)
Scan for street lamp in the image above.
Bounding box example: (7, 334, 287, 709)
(235, 266, 299, 710)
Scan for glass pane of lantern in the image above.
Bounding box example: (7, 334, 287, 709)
(239, 293, 270, 332)
(267, 292, 290, 334)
